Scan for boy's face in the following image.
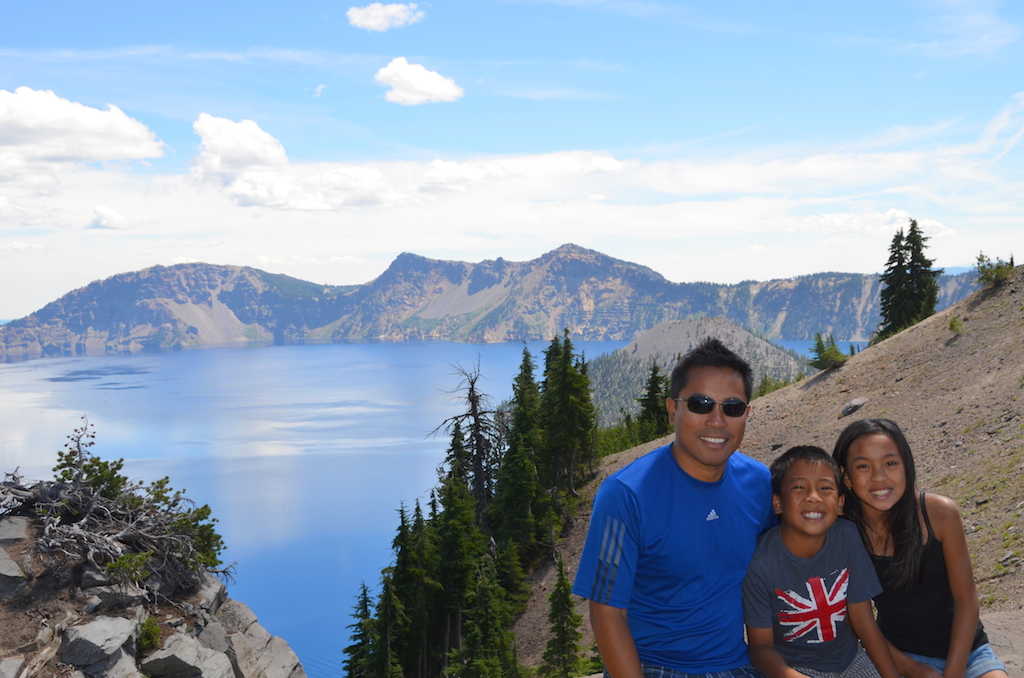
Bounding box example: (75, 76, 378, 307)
(772, 459, 844, 540)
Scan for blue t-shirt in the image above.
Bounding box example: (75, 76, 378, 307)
(573, 444, 774, 673)
(742, 519, 882, 673)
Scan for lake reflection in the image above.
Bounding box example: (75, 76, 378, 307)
(0, 340, 626, 678)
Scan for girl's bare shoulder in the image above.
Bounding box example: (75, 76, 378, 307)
(922, 492, 965, 536)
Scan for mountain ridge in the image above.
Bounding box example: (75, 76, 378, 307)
(0, 244, 977, 361)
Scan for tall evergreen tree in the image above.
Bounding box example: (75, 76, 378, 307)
(343, 582, 374, 678)
(904, 219, 942, 322)
(437, 362, 503, 530)
(368, 570, 408, 678)
(636, 362, 670, 436)
(450, 559, 521, 678)
(436, 424, 485, 668)
(538, 330, 596, 498)
(540, 557, 583, 678)
(488, 347, 541, 558)
(878, 219, 943, 339)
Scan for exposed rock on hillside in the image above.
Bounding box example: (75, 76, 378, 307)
(514, 266, 1024, 673)
(589, 317, 809, 425)
(0, 512, 306, 678)
(1, 245, 976, 361)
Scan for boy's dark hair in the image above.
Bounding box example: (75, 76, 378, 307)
(770, 445, 841, 496)
(670, 337, 753, 401)
(833, 418, 921, 591)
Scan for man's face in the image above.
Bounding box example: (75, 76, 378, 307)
(665, 365, 749, 482)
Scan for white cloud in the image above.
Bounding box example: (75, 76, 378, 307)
(375, 58, 464, 105)
(423, 160, 509, 191)
(192, 113, 289, 181)
(911, 0, 1021, 56)
(86, 205, 131, 230)
(586, 156, 623, 173)
(347, 3, 424, 31)
(0, 87, 164, 165)
(313, 84, 326, 98)
(1, 241, 44, 253)
(190, 114, 392, 209)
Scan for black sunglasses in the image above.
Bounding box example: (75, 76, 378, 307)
(676, 394, 749, 418)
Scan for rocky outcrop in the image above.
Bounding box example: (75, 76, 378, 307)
(0, 516, 306, 678)
(0, 245, 977, 361)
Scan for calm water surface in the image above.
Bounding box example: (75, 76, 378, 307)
(0, 340, 626, 678)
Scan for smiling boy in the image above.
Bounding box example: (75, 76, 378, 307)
(742, 446, 899, 678)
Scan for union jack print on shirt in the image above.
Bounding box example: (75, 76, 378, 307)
(774, 568, 849, 644)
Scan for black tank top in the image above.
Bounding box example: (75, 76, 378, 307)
(869, 493, 987, 658)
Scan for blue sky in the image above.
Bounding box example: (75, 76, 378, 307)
(1, 0, 1023, 318)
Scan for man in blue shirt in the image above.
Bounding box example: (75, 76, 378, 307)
(573, 338, 774, 677)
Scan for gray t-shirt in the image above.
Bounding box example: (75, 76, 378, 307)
(742, 519, 881, 673)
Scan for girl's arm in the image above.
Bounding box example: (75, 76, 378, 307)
(846, 600, 900, 678)
(885, 639, 942, 678)
(745, 626, 810, 678)
(926, 493, 979, 678)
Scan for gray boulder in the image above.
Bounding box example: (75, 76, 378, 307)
(0, 657, 25, 678)
(141, 633, 233, 678)
(91, 648, 145, 678)
(81, 563, 110, 588)
(62, 616, 138, 668)
(0, 547, 27, 602)
(201, 599, 306, 678)
(82, 583, 148, 611)
(253, 636, 306, 678)
(840, 396, 869, 417)
(0, 516, 31, 546)
(195, 571, 228, 616)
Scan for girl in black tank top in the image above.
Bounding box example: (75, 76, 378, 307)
(833, 419, 1007, 678)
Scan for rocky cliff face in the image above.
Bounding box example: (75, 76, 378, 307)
(0, 244, 977, 361)
(0, 515, 306, 678)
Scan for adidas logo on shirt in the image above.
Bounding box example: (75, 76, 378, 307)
(706, 509, 720, 522)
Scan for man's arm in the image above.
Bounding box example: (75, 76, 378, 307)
(745, 626, 809, 678)
(846, 600, 900, 678)
(590, 600, 643, 678)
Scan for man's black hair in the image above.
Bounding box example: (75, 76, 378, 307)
(669, 337, 754, 402)
(770, 445, 842, 496)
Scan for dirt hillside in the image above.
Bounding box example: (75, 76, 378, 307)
(514, 267, 1024, 674)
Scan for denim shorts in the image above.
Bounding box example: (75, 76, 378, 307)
(903, 644, 1006, 678)
(603, 662, 764, 678)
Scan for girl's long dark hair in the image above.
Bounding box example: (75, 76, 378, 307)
(833, 418, 922, 590)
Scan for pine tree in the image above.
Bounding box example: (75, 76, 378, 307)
(878, 219, 943, 340)
(436, 425, 485, 668)
(635, 362, 670, 436)
(809, 332, 847, 370)
(343, 583, 374, 678)
(437, 362, 503, 530)
(450, 559, 520, 678)
(538, 330, 596, 498)
(488, 347, 541, 560)
(540, 557, 583, 678)
(904, 219, 942, 323)
(368, 570, 408, 678)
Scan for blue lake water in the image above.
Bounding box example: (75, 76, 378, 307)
(0, 340, 627, 677)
